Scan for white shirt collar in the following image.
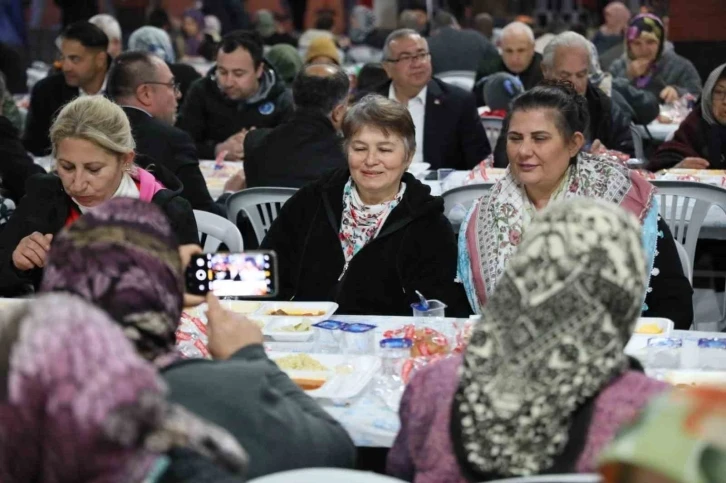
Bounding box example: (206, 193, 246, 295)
(79, 75, 108, 97)
(388, 83, 428, 105)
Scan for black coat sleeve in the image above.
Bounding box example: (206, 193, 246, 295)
(607, 96, 635, 156)
(611, 78, 660, 126)
(22, 80, 53, 156)
(643, 217, 694, 330)
(169, 130, 225, 216)
(158, 194, 200, 245)
(177, 80, 216, 160)
(0, 116, 45, 203)
(457, 91, 492, 169)
(399, 214, 472, 318)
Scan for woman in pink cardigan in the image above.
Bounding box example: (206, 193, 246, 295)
(387, 199, 669, 483)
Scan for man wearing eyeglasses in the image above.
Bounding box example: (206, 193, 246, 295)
(107, 50, 224, 216)
(374, 29, 491, 170)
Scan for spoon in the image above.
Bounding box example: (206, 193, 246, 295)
(415, 290, 430, 311)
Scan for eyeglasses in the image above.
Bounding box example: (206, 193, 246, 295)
(385, 52, 431, 65)
(144, 80, 181, 94)
(713, 90, 726, 102)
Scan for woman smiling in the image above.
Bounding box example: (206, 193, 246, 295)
(458, 81, 693, 329)
(261, 94, 470, 316)
(0, 95, 197, 296)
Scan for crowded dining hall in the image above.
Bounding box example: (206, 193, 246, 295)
(2, 0, 726, 481)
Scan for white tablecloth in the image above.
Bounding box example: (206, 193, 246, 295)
(265, 315, 726, 448)
(634, 121, 679, 142)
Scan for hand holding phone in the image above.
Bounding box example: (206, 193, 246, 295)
(179, 244, 206, 308)
(206, 293, 264, 359)
(185, 250, 278, 299)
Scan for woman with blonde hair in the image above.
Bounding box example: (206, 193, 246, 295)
(0, 95, 197, 296)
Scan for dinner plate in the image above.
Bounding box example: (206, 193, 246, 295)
(269, 352, 381, 399)
(254, 302, 338, 321)
(261, 317, 315, 342)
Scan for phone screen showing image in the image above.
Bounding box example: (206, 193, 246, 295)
(186, 251, 277, 298)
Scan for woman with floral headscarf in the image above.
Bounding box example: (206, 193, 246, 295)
(387, 199, 669, 483)
(0, 293, 248, 482)
(651, 63, 726, 171)
(40, 198, 356, 479)
(609, 13, 701, 103)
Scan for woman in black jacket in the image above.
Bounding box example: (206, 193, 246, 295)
(261, 95, 471, 317)
(0, 96, 198, 297)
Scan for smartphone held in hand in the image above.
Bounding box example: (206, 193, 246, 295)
(186, 250, 278, 298)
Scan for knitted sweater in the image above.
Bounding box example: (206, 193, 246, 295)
(609, 50, 702, 98)
(386, 356, 668, 483)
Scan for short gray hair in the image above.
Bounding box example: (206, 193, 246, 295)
(500, 21, 535, 44)
(89, 14, 122, 42)
(541, 31, 592, 69)
(343, 95, 416, 161)
(383, 28, 424, 61)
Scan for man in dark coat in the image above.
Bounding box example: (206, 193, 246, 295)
(473, 21, 543, 106)
(244, 64, 349, 188)
(176, 30, 293, 161)
(427, 11, 498, 74)
(108, 51, 223, 216)
(369, 29, 490, 171)
(23, 22, 110, 156)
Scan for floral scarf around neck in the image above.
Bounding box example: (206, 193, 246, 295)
(459, 153, 657, 313)
(339, 178, 406, 266)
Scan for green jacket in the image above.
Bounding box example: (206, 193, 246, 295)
(161, 344, 356, 479)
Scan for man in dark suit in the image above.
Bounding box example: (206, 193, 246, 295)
(107, 51, 223, 215)
(373, 29, 491, 171)
(244, 64, 350, 188)
(23, 22, 110, 156)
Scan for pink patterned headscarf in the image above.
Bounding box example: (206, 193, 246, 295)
(0, 294, 248, 482)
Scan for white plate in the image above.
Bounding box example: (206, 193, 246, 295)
(624, 317, 675, 358)
(220, 300, 261, 314)
(255, 302, 338, 321)
(650, 370, 726, 387)
(262, 317, 315, 342)
(269, 352, 381, 399)
(407, 163, 430, 177)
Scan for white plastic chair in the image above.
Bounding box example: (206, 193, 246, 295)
(442, 183, 495, 231)
(248, 468, 407, 483)
(651, 180, 726, 324)
(437, 70, 476, 91)
(630, 122, 646, 162)
(485, 475, 601, 483)
(481, 116, 504, 149)
(225, 187, 298, 245)
(675, 241, 693, 283)
(193, 210, 244, 252)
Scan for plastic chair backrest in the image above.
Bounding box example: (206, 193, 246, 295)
(481, 116, 504, 149)
(484, 475, 601, 483)
(438, 70, 476, 91)
(650, 181, 726, 270)
(630, 123, 645, 162)
(442, 183, 495, 224)
(225, 187, 298, 245)
(193, 210, 244, 252)
(675, 240, 692, 283)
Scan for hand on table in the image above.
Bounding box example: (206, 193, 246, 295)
(675, 157, 710, 169)
(179, 244, 206, 308)
(223, 168, 247, 193)
(206, 293, 263, 360)
(627, 59, 651, 79)
(12, 232, 53, 271)
(215, 128, 256, 161)
(660, 86, 679, 104)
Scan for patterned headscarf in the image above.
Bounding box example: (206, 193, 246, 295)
(453, 198, 648, 478)
(626, 13, 665, 88)
(350, 6, 376, 44)
(129, 26, 176, 63)
(0, 293, 247, 482)
(41, 198, 184, 368)
(600, 387, 726, 482)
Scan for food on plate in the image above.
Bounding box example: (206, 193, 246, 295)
(222, 301, 261, 314)
(383, 325, 451, 357)
(635, 323, 663, 335)
(279, 319, 313, 332)
(292, 376, 328, 391)
(657, 114, 673, 124)
(268, 309, 326, 316)
(274, 354, 328, 372)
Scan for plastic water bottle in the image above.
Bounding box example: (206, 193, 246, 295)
(373, 338, 412, 411)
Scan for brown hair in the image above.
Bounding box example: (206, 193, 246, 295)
(342, 94, 416, 160)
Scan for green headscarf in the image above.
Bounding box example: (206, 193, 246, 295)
(266, 44, 303, 86)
